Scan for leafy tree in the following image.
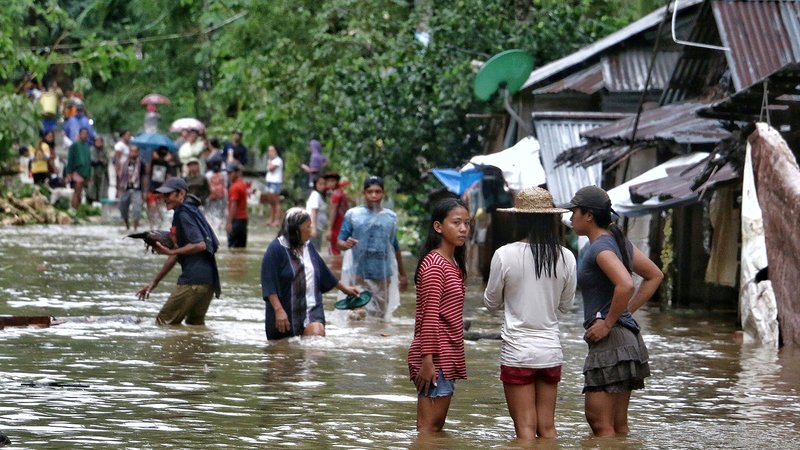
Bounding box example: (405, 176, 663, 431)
(0, 0, 135, 163)
(3, 0, 645, 237)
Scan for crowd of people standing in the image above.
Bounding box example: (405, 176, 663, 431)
(19, 81, 664, 440)
(123, 130, 662, 440)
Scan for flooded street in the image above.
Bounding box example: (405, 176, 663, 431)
(1, 223, 799, 449)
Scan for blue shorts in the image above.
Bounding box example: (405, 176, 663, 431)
(419, 369, 455, 398)
(264, 182, 281, 194)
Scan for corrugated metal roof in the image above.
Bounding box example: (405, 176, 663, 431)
(581, 102, 730, 144)
(607, 152, 740, 217)
(533, 115, 628, 203)
(533, 64, 604, 95)
(603, 49, 682, 92)
(660, 0, 729, 105)
(629, 159, 738, 202)
(521, 0, 703, 90)
(698, 63, 800, 120)
(534, 50, 682, 95)
(713, 0, 800, 91)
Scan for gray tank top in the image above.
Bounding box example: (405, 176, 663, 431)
(577, 234, 640, 332)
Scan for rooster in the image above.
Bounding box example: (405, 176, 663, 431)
(127, 230, 176, 253)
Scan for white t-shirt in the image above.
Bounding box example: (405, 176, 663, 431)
(114, 141, 130, 163)
(277, 236, 317, 327)
(178, 139, 205, 163)
(483, 242, 577, 368)
(305, 190, 328, 231)
(302, 242, 317, 326)
(265, 156, 283, 183)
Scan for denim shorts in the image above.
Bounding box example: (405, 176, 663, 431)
(264, 182, 282, 194)
(419, 369, 455, 398)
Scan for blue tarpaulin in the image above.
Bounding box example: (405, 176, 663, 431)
(432, 168, 483, 195)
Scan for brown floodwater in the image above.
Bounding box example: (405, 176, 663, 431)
(1, 223, 799, 448)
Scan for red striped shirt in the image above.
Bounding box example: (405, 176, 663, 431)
(408, 251, 467, 381)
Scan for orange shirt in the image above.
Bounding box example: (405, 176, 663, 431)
(228, 179, 249, 220)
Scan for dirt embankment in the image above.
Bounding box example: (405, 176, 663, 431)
(0, 189, 71, 225)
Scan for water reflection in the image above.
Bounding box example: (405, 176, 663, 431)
(1, 224, 800, 448)
(263, 339, 326, 382)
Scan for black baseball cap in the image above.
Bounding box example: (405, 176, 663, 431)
(155, 177, 188, 194)
(226, 161, 242, 173)
(363, 175, 384, 190)
(559, 186, 614, 212)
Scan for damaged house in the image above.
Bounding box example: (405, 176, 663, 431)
(557, 0, 800, 346)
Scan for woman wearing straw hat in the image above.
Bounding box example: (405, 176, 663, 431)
(560, 185, 663, 437)
(483, 187, 577, 440)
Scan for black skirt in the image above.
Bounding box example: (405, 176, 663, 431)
(583, 324, 651, 393)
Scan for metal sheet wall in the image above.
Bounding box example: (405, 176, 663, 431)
(534, 118, 609, 204)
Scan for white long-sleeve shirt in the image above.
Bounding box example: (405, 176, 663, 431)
(483, 242, 577, 368)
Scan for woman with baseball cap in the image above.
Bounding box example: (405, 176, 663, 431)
(561, 186, 663, 437)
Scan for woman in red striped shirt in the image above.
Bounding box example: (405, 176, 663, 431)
(408, 197, 470, 433)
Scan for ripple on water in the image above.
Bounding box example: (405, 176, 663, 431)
(2, 224, 800, 448)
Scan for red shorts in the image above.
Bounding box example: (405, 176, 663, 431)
(500, 364, 562, 385)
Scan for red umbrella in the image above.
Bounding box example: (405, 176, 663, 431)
(140, 93, 171, 105)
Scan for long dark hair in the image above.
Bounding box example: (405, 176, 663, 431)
(414, 197, 468, 284)
(580, 206, 630, 271)
(514, 213, 562, 278)
(279, 207, 310, 250)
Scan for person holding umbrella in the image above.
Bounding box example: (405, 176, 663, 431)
(178, 129, 206, 175)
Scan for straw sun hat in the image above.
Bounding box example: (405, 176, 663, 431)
(497, 187, 569, 214)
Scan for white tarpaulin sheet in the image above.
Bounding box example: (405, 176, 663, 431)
(462, 136, 546, 191)
(739, 142, 778, 346)
(607, 152, 709, 217)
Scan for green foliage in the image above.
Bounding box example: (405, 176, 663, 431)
(0, 92, 40, 162)
(2, 0, 645, 241)
(0, 0, 136, 161)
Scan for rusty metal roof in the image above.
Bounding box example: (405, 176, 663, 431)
(608, 152, 740, 217)
(534, 50, 682, 95)
(555, 102, 731, 168)
(628, 159, 738, 203)
(533, 63, 604, 94)
(581, 101, 731, 143)
(604, 49, 681, 92)
(698, 62, 800, 121)
(714, 0, 800, 91)
(521, 0, 702, 90)
(660, 0, 730, 104)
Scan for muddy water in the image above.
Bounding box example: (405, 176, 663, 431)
(1, 224, 799, 448)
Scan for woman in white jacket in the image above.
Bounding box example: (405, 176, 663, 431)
(484, 187, 576, 441)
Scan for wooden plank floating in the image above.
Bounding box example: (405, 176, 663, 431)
(0, 316, 53, 329)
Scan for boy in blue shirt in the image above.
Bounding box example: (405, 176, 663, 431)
(337, 176, 408, 319)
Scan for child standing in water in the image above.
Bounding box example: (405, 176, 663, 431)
(407, 197, 470, 433)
